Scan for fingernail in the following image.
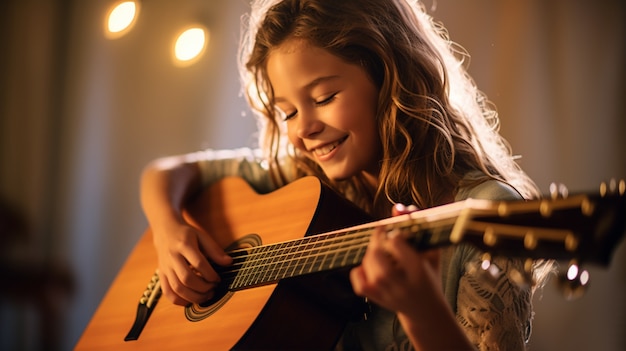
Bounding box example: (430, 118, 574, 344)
(387, 228, 400, 239)
(394, 203, 406, 212)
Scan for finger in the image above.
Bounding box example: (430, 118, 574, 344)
(349, 266, 367, 296)
(167, 263, 217, 304)
(352, 229, 404, 304)
(180, 245, 221, 284)
(422, 248, 442, 271)
(392, 203, 406, 216)
(385, 229, 441, 271)
(361, 228, 399, 281)
(158, 273, 189, 306)
(392, 203, 418, 216)
(171, 252, 215, 293)
(197, 229, 233, 267)
(383, 230, 413, 259)
(177, 229, 230, 283)
(384, 231, 436, 273)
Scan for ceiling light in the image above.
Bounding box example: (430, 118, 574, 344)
(106, 1, 139, 39)
(173, 26, 209, 66)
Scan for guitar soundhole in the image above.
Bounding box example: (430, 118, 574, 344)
(184, 234, 262, 322)
(185, 289, 234, 322)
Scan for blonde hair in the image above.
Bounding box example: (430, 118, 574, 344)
(239, 0, 540, 214)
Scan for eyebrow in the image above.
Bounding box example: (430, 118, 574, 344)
(274, 75, 340, 103)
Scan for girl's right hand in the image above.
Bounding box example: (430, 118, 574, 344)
(140, 155, 232, 306)
(152, 217, 233, 306)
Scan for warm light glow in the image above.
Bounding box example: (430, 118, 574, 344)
(106, 1, 138, 39)
(579, 269, 590, 285)
(173, 27, 208, 66)
(566, 264, 579, 280)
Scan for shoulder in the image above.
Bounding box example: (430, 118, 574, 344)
(455, 175, 523, 202)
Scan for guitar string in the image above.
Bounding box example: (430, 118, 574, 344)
(210, 214, 455, 290)
(217, 218, 442, 289)
(211, 202, 460, 286)
(218, 227, 375, 288)
(223, 217, 438, 277)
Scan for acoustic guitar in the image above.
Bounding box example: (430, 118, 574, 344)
(74, 176, 626, 350)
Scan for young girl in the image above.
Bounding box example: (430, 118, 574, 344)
(141, 0, 551, 349)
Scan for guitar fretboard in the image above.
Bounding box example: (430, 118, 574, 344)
(221, 216, 458, 291)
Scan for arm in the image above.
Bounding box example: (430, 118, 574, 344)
(349, 205, 475, 350)
(140, 148, 282, 305)
(349, 180, 533, 350)
(140, 154, 232, 305)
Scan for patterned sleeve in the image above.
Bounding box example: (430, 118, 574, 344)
(452, 176, 534, 350)
(456, 256, 533, 350)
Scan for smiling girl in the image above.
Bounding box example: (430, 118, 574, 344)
(140, 0, 550, 349)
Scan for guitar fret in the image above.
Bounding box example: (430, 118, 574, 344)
(295, 235, 316, 275)
(304, 236, 325, 274)
(300, 234, 332, 275)
(276, 241, 295, 281)
(341, 229, 367, 266)
(232, 255, 249, 289)
(250, 245, 272, 285)
(282, 238, 301, 279)
(263, 241, 284, 283)
(286, 237, 304, 279)
(271, 242, 289, 281)
(304, 233, 336, 274)
(327, 233, 347, 270)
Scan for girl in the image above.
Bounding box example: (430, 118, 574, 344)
(141, 0, 551, 349)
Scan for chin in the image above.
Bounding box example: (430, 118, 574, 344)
(323, 169, 355, 182)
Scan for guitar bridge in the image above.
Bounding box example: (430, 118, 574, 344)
(124, 270, 161, 341)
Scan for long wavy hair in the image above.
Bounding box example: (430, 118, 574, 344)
(239, 0, 540, 216)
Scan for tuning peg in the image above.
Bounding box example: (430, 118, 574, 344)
(557, 260, 590, 300)
(549, 182, 569, 200)
(600, 178, 626, 197)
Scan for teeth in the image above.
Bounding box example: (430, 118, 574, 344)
(313, 139, 343, 156)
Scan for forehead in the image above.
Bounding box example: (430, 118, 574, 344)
(266, 39, 346, 92)
(272, 37, 311, 54)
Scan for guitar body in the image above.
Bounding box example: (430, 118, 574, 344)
(75, 176, 372, 350)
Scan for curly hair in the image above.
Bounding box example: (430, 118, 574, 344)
(239, 0, 540, 215)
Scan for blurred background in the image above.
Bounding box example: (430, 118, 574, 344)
(0, 0, 624, 350)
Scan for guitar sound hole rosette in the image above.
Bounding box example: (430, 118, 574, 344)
(184, 234, 262, 322)
(185, 289, 234, 322)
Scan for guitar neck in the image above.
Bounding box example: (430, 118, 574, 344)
(222, 207, 461, 291)
(219, 183, 626, 291)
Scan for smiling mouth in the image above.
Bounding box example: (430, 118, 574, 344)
(312, 136, 348, 157)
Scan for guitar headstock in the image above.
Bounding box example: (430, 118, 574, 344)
(452, 179, 626, 299)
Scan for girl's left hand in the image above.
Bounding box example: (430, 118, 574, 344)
(349, 203, 444, 316)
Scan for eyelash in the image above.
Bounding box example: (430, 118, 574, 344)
(283, 93, 337, 121)
(315, 93, 336, 107)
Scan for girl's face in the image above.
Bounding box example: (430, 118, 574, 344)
(266, 39, 382, 184)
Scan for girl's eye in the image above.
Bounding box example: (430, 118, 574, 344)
(315, 93, 337, 107)
(283, 110, 297, 121)
(279, 92, 337, 121)
(276, 106, 297, 121)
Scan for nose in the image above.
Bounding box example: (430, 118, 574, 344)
(295, 109, 323, 139)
